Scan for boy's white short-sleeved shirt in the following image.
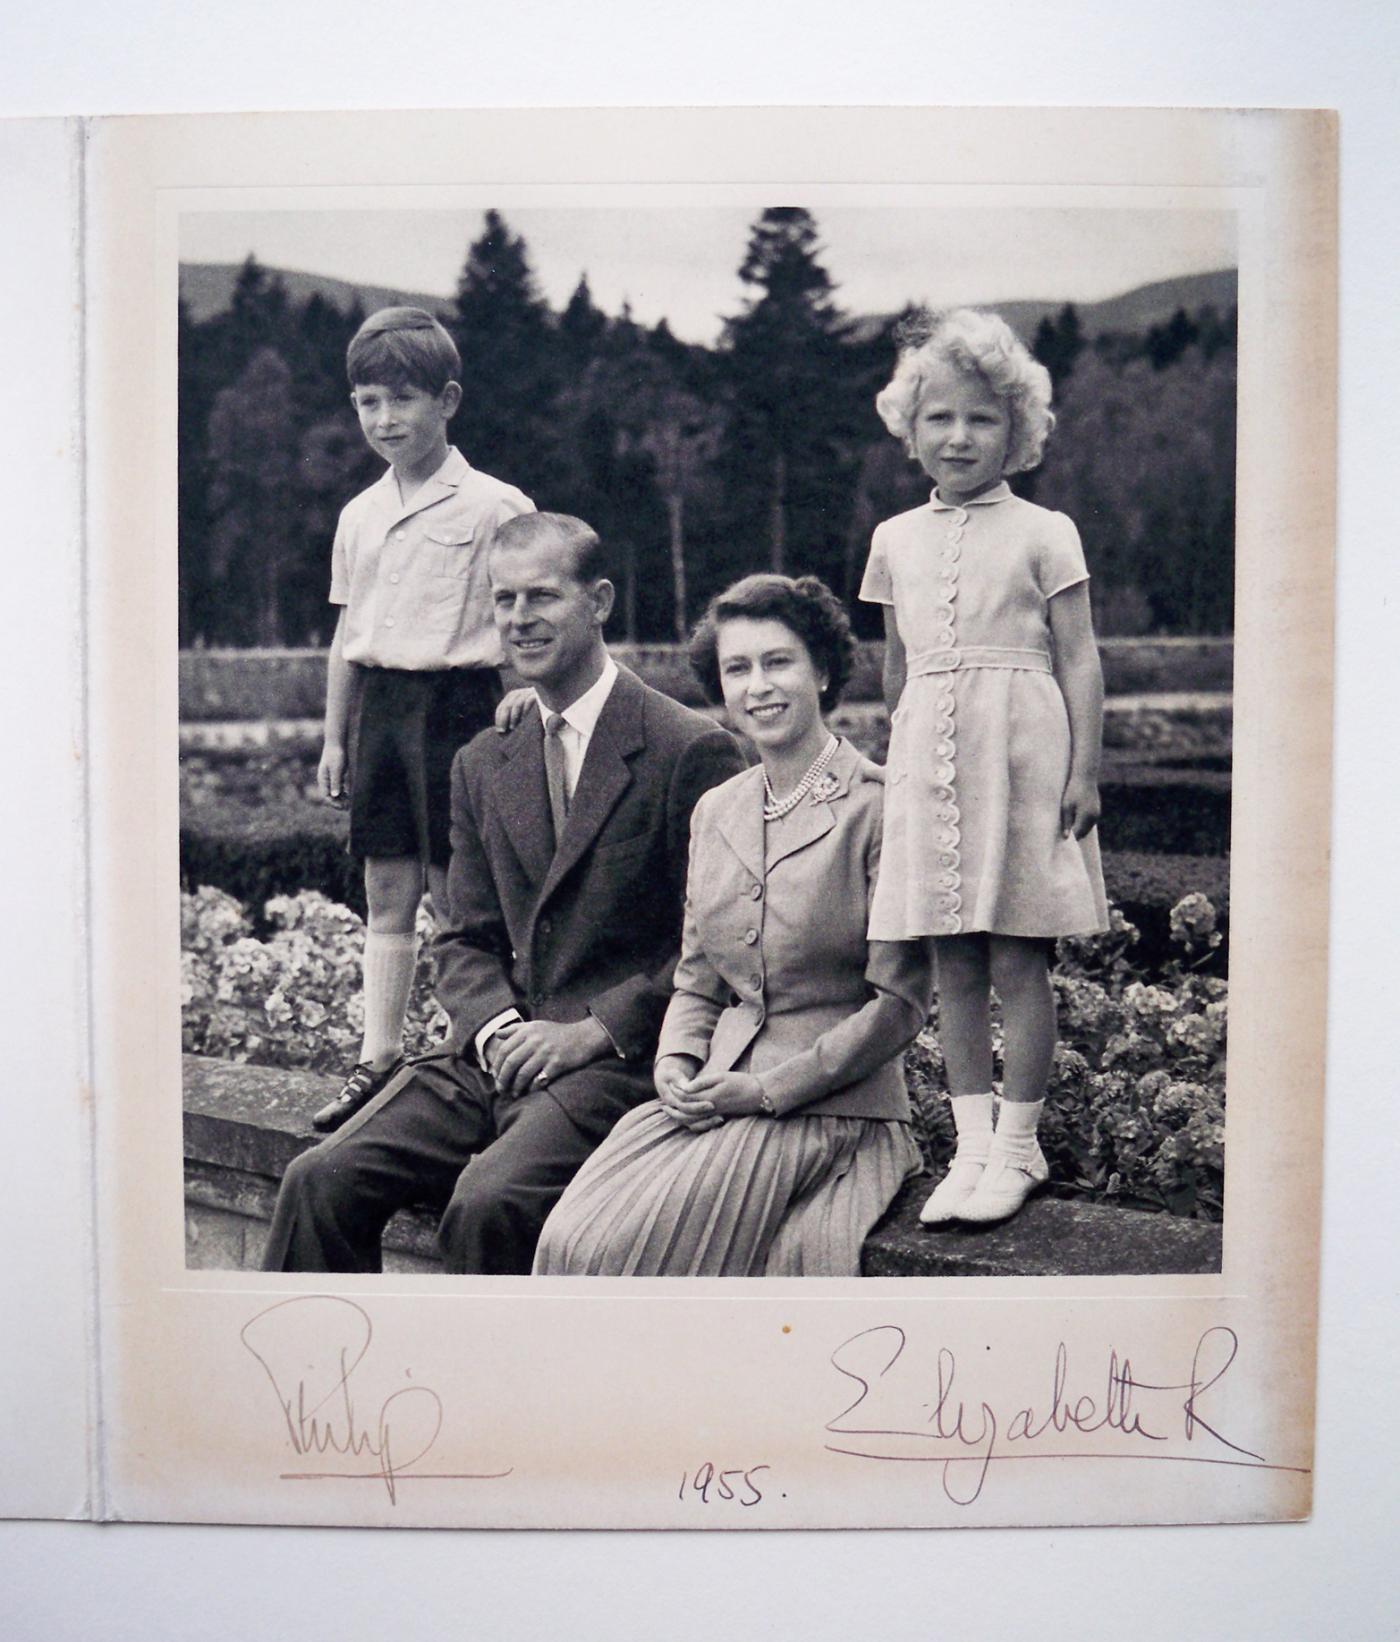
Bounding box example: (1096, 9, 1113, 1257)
(330, 446, 534, 670)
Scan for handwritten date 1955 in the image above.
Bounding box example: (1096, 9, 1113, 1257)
(679, 1462, 771, 1507)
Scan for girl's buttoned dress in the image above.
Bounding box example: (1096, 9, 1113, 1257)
(861, 483, 1108, 940)
(532, 741, 931, 1277)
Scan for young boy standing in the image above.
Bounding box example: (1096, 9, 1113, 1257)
(312, 306, 534, 1133)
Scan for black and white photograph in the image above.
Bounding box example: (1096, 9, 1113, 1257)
(178, 201, 1238, 1282)
(5, 102, 1333, 1539)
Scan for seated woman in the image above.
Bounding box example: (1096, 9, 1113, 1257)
(533, 573, 933, 1277)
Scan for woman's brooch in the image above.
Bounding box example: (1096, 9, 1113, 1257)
(810, 772, 840, 804)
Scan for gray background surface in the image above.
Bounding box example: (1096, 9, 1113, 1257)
(1, 2, 1392, 1635)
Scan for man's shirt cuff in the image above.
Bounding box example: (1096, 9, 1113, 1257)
(474, 1008, 522, 1070)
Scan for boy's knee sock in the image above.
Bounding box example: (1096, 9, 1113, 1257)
(359, 930, 418, 1068)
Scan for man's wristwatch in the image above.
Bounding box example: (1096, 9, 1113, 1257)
(758, 1088, 777, 1117)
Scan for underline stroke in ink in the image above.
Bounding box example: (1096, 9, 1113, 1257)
(239, 1295, 512, 1503)
(825, 1324, 1311, 1506)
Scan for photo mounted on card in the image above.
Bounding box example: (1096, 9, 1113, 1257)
(81, 107, 1333, 1529)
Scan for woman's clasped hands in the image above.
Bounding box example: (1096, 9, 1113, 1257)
(654, 1055, 766, 1131)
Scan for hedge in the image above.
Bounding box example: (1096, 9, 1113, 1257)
(179, 798, 1227, 977)
(179, 637, 1234, 720)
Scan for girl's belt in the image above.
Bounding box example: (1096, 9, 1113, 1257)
(908, 645, 1052, 676)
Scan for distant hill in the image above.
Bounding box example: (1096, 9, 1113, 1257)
(179, 263, 453, 325)
(848, 268, 1238, 347)
(988, 268, 1238, 340)
(180, 260, 1237, 343)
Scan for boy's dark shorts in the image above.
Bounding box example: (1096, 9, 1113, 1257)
(348, 666, 502, 865)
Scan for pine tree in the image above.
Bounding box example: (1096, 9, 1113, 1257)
(1033, 302, 1086, 388)
(226, 254, 291, 374)
(450, 210, 561, 496)
(206, 347, 301, 646)
(559, 274, 608, 375)
(721, 208, 856, 578)
(1146, 307, 1200, 370)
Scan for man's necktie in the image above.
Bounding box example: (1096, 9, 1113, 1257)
(543, 711, 570, 846)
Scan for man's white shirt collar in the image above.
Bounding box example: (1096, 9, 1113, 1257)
(537, 653, 619, 741)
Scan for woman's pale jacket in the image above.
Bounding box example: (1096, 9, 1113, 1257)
(655, 739, 934, 1121)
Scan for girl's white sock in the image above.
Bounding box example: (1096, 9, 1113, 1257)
(948, 1092, 995, 1160)
(921, 1092, 996, 1222)
(991, 1097, 1045, 1163)
(360, 930, 417, 1069)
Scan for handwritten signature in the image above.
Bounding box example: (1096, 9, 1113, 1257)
(826, 1324, 1310, 1506)
(240, 1295, 511, 1503)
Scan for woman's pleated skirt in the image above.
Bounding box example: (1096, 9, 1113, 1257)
(533, 1101, 922, 1277)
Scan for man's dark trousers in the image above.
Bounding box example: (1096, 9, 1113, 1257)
(262, 1051, 652, 1274)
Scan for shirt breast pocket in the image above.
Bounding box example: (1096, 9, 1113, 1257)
(427, 524, 477, 580)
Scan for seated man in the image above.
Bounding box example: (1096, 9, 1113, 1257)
(262, 511, 745, 1274)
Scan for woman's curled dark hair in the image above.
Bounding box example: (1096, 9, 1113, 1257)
(689, 573, 855, 714)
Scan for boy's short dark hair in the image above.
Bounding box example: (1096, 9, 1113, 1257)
(689, 573, 855, 714)
(492, 512, 611, 586)
(346, 306, 461, 394)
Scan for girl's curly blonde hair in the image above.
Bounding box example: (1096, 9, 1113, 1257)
(875, 307, 1055, 476)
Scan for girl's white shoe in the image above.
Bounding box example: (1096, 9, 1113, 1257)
(919, 1154, 988, 1224)
(956, 1140, 1049, 1224)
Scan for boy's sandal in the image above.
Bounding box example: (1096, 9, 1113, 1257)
(311, 1057, 406, 1134)
(955, 1143, 1049, 1224)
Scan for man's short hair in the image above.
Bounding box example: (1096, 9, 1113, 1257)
(346, 306, 461, 395)
(492, 512, 610, 585)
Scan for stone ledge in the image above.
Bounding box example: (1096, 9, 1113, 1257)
(184, 1055, 1222, 1277)
(184, 1055, 441, 1270)
(862, 1178, 1221, 1277)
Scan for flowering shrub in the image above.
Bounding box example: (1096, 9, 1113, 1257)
(181, 885, 449, 1072)
(183, 884, 1227, 1220)
(905, 896, 1227, 1220)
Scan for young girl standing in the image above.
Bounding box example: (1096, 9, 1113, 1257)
(860, 309, 1108, 1225)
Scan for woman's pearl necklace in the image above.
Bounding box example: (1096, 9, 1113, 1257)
(763, 735, 839, 822)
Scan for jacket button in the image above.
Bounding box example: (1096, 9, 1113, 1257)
(539, 918, 551, 938)
(750, 883, 763, 900)
(743, 929, 759, 945)
(749, 974, 761, 989)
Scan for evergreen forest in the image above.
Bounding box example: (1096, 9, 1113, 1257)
(179, 207, 1237, 649)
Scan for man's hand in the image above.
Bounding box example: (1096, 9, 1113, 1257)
(489, 1016, 610, 1097)
(494, 687, 537, 734)
(318, 742, 349, 808)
